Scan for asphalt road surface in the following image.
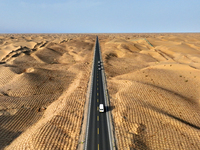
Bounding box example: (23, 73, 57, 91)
(85, 36, 111, 150)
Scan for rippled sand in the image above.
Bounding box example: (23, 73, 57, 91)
(1, 33, 200, 150)
(99, 33, 200, 150)
(0, 34, 95, 150)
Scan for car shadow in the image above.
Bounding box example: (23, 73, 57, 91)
(105, 105, 115, 112)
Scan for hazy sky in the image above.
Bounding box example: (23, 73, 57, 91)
(0, 0, 200, 33)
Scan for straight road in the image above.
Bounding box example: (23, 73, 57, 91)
(85, 36, 111, 150)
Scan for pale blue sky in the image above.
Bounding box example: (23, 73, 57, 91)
(0, 0, 199, 33)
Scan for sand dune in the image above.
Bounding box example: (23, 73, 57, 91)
(0, 34, 95, 149)
(1, 33, 200, 149)
(99, 33, 200, 149)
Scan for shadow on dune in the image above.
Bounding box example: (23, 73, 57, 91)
(132, 81, 200, 129)
(145, 102, 200, 130)
(0, 127, 22, 149)
(135, 80, 197, 105)
(12, 53, 21, 58)
(124, 123, 150, 150)
(0, 108, 42, 149)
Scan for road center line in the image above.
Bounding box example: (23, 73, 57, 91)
(85, 36, 113, 150)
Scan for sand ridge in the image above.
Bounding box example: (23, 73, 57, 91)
(1, 33, 200, 149)
(99, 33, 200, 149)
(0, 34, 95, 149)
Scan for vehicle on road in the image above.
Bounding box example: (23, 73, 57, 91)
(99, 104, 104, 112)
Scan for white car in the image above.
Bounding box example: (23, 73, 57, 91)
(98, 68, 101, 70)
(99, 104, 104, 112)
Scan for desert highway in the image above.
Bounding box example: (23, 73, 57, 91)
(85, 36, 112, 150)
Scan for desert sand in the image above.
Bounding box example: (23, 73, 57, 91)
(0, 34, 95, 149)
(0, 33, 200, 150)
(99, 33, 200, 149)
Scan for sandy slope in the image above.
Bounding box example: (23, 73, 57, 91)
(1, 33, 200, 150)
(99, 33, 200, 149)
(0, 34, 95, 149)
